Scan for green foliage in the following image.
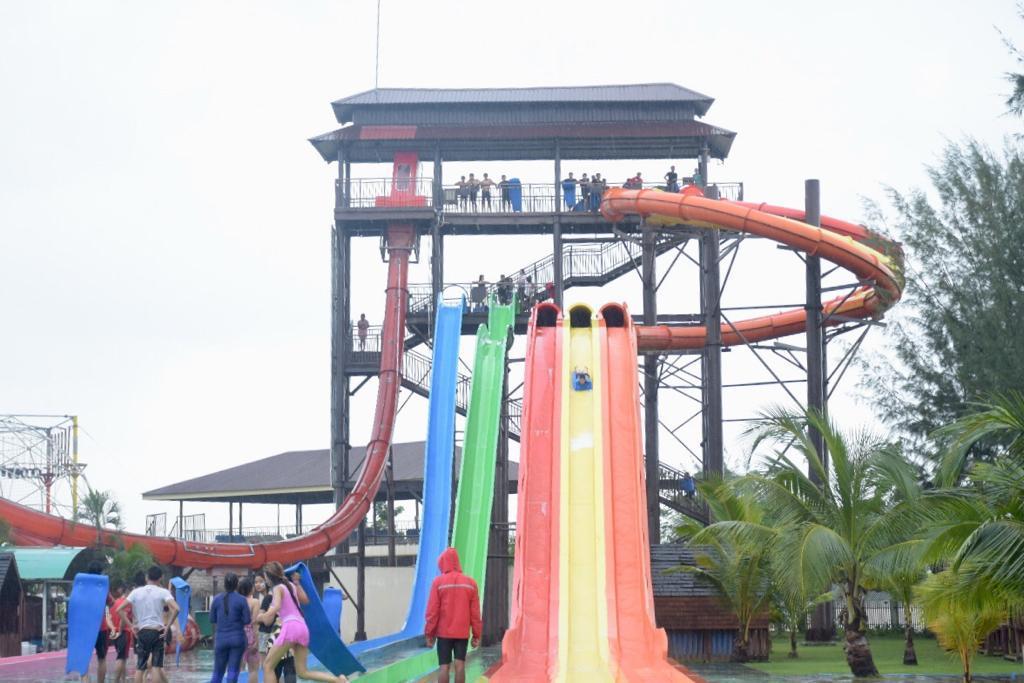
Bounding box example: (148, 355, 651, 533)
(675, 477, 776, 662)
(75, 485, 123, 545)
(862, 140, 1024, 447)
(371, 501, 405, 533)
(0, 516, 11, 546)
(1000, 3, 1024, 117)
(916, 570, 1007, 683)
(105, 544, 156, 592)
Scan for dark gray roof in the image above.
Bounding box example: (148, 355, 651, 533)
(333, 83, 713, 108)
(650, 544, 720, 598)
(143, 443, 518, 504)
(0, 552, 17, 592)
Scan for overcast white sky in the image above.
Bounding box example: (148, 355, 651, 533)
(1, 1, 1020, 533)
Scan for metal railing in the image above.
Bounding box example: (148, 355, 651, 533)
(658, 461, 708, 522)
(336, 177, 434, 209)
(189, 521, 424, 545)
(336, 177, 744, 212)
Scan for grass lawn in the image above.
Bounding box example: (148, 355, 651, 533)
(748, 634, 1024, 677)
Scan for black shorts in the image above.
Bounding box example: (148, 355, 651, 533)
(436, 637, 468, 665)
(112, 632, 129, 660)
(94, 631, 109, 658)
(135, 629, 165, 669)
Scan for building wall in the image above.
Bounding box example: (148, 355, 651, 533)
(328, 567, 512, 643)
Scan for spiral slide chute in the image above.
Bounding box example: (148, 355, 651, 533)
(0, 225, 416, 568)
(598, 189, 904, 352)
(349, 297, 464, 655)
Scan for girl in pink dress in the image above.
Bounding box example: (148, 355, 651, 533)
(257, 562, 347, 683)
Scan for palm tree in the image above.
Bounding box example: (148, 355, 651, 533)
(927, 393, 1024, 604)
(917, 570, 1007, 683)
(675, 478, 774, 662)
(76, 485, 123, 546)
(739, 408, 923, 677)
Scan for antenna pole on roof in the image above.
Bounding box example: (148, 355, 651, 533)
(374, 0, 381, 91)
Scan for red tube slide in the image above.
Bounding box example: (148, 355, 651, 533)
(599, 189, 904, 351)
(0, 225, 417, 569)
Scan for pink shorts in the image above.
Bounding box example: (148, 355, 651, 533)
(275, 617, 310, 648)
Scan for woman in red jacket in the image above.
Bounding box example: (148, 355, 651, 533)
(424, 548, 482, 683)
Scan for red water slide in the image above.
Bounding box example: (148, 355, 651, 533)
(600, 190, 905, 352)
(0, 225, 416, 569)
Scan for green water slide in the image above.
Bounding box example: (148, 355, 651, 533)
(355, 298, 515, 682)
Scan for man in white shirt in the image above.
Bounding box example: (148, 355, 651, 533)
(117, 566, 179, 683)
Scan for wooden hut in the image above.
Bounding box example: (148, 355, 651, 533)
(0, 552, 23, 657)
(651, 544, 771, 662)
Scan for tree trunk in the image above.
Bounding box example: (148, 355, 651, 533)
(960, 650, 971, 683)
(902, 611, 917, 665)
(788, 628, 799, 658)
(844, 589, 879, 677)
(731, 632, 750, 663)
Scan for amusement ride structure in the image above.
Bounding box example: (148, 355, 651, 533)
(0, 84, 902, 681)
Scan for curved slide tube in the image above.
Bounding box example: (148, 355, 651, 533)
(0, 225, 417, 568)
(66, 572, 109, 677)
(354, 298, 515, 683)
(598, 189, 904, 352)
(285, 561, 365, 676)
(350, 298, 464, 656)
(489, 303, 690, 682)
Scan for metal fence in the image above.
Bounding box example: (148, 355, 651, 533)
(188, 521, 424, 545)
(336, 177, 744, 213)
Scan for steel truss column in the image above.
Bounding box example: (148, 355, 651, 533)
(641, 224, 660, 543)
(553, 140, 564, 307)
(700, 230, 724, 479)
(432, 149, 444, 322)
(484, 358, 511, 645)
(804, 178, 835, 641)
(331, 222, 352, 545)
(355, 519, 367, 641)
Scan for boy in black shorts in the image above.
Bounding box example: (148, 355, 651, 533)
(424, 548, 482, 683)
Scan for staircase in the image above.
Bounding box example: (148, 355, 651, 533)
(406, 233, 689, 315)
(401, 347, 522, 441)
(657, 461, 709, 524)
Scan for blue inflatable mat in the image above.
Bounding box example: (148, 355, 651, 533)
(323, 586, 343, 635)
(284, 562, 365, 675)
(66, 573, 109, 676)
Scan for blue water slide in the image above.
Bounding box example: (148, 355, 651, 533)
(65, 573, 109, 676)
(284, 562, 366, 676)
(349, 297, 463, 654)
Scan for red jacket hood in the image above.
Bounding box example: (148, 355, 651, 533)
(437, 547, 462, 574)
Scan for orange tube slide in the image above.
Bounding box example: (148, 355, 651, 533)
(492, 303, 563, 681)
(0, 225, 417, 569)
(600, 303, 689, 681)
(598, 189, 904, 351)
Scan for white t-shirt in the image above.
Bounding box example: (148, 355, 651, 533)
(126, 584, 174, 630)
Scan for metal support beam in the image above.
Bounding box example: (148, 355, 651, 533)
(553, 141, 564, 306)
(331, 150, 352, 551)
(804, 178, 835, 642)
(228, 501, 233, 537)
(386, 447, 397, 567)
(701, 229, 724, 479)
(484, 359, 511, 645)
(698, 143, 710, 188)
(804, 179, 827, 478)
(355, 519, 367, 641)
(641, 224, 660, 542)
(432, 150, 444, 321)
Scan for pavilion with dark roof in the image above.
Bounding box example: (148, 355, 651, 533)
(143, 442, 518, 540)
(310, 82, 735, 164)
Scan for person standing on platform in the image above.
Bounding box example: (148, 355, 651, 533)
(479, 173, 496, 209)
(470, 275, 488, 313)
(467, 173, 479, 210)
(498, 175, 511, 211)
(356, 314, 369, 351)
(665, 165, 679, 192)
(680, 471, 696, 499)
(118, 566, 179, 683)
(579, 173, 591, 210)
(692, 166, 704, 188)
(561, 172, 577, 209)
(425, 548, 482, 683)
(455, 176, 468, 209)
(210, 573, 251, 683)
